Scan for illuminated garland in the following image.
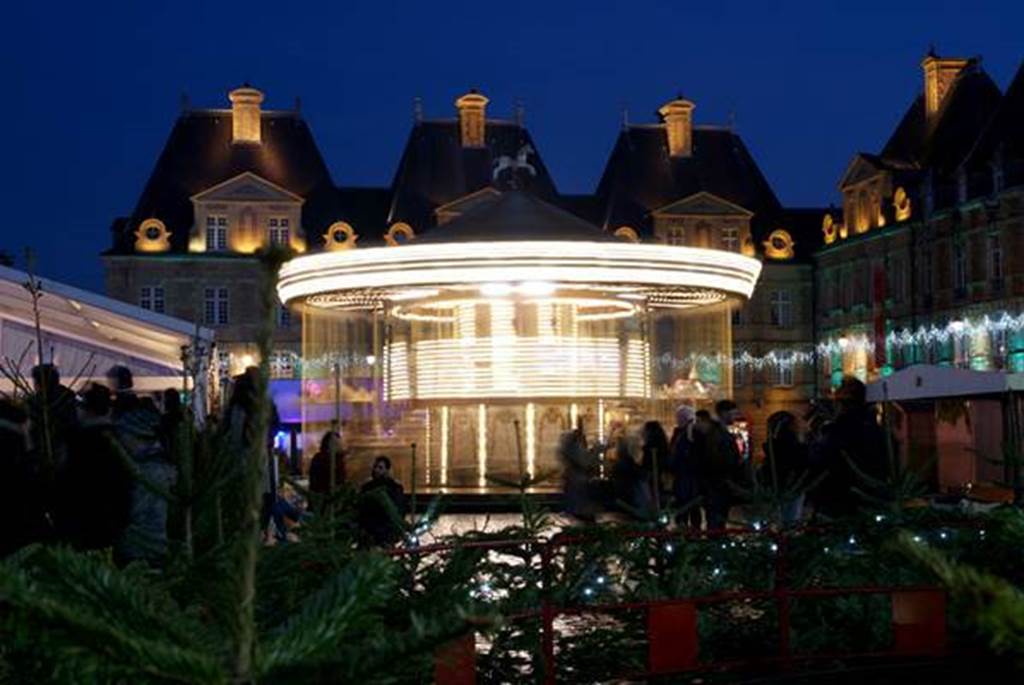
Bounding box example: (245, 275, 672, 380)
(817, 312, 1024, 358)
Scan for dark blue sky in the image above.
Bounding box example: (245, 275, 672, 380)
(3, 1, 1021, 291)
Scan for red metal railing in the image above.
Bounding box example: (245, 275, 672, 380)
(389, 526, 950, 683)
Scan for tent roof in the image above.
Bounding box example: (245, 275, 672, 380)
(866, 364, 1024, 402)
(0, 265, 213, 376)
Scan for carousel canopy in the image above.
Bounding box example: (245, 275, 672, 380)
(278, 192, 762, 311)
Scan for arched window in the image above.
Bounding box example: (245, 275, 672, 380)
(857, 188, 871, 232)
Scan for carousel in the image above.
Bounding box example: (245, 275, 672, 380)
(277, 192, 761, 491)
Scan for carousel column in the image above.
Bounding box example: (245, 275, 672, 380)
(371, 309, 382, 436)
(477, 403, 487, 488)
(440, 405, 450, 488)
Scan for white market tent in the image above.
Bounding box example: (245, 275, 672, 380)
(866, 364, 1024, 402)
(0, 265, 214, 394)
(866, 364, 1023, 501)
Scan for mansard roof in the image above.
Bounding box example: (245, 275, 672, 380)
(962, 60, 1024, 186)
(109, 108, 340, 254)
(879, 61, 1002, 175)
(594, 124, 783, 239)
(386, 118, 559, 232)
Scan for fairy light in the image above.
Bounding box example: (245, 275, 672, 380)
(597, 398, 605, 443)
(570, 402, 579, 428)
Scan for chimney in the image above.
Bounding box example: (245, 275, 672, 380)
(455, 89, 488, 148)
(659, 97, 695, 157)
(229, 84, 264, 145)
(922, 51, 970, 130)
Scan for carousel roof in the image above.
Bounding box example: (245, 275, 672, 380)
(277, 192, 762, 311)
(417, 191, 614, 243)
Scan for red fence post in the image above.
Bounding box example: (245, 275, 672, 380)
(434, 632, 476, 685)
(891, 589, 946, 656)
(647, 601, 699, 674)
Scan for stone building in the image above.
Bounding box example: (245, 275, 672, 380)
(817, 53, 1024, 387)
(102, 83, 824, 451)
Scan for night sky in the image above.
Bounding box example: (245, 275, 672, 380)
(4, 1, 1022, 291)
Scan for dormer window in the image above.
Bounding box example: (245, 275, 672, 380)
(721, 226, 739, 252)
(206, 215, 228, 251)
(269, 217, 291, 246)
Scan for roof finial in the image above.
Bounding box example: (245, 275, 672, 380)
(413, 96, 423, 124)
(927, 43, 938, 58)
(179, 91, 190, 113)
(728, 109, 736, 131)
(294, 96, 302, 114)
(514, 99, 525, 128)
(620, 104, 629, 130)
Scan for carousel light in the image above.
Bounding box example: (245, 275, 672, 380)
(525, 402, 536, 478)
(277, 240, 762, 307)
(519, 280, 556, 296)
(440, 406, 449, 486)
(478, 403, 487, 487)
(480, 282, 513, 297)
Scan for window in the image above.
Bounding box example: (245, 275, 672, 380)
(269, 217, 291, 246)
(773, 362, 795, 387)
(206, 215, 228, 251)
(721, 226, 739, 252)
(989, 233, 1004, 284)
(277, 303, 292, 328)
(953, 240, 967, 295)
(769, 290, 793, 328)
(204, 287, 229, 325)
(140, 286, 165, 314)
(992, 328, 1009, 370)
(269, 350, 296, 379)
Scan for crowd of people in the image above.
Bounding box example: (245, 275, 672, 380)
(0, 361, 411, 561)
(2, 360, 897, 563)
(0, 364, 182, 563)
(559, 375, 896, 528)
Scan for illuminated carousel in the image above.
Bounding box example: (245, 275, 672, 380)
(277, 192, 761, 491)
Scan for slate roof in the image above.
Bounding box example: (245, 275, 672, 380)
(879, 61, 1002, 175)
(386, 119, 559, 232)
(416, 190, 612, 243)
(961, 60, 1024, 192)
(594, 124, 783, 240)
(108, 107, 341, 254)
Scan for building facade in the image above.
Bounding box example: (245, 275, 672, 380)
(104, 51, 1024, 455)
(818, 53, 1024, 388)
